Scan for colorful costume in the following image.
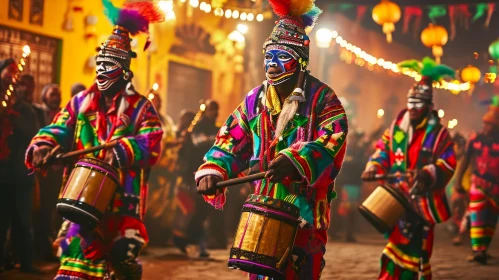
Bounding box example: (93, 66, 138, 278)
(25, 1, 163, 279)
(366, 58, 456, 280)
(195, 1, 348, 278)
(467, 98, 499, 255)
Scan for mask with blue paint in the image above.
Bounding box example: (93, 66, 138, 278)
(264, 47, 299, 86)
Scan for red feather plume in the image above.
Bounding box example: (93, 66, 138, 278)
(123, 2, 164, 23)
(268, 0, 292, 17)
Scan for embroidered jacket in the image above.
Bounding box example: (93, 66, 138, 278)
(195, 75, 348, 230)
(25, 84, 163, 220)
(366, 109, 456, 224)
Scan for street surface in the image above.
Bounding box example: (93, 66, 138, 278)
(3, 227, 499, 279)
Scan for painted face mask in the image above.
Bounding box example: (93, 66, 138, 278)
(96, 57, 124, 92)
(264, 49, 298, 85)
(407, 98, 429, 121)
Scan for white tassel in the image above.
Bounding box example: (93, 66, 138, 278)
(274, 99, 299, 140)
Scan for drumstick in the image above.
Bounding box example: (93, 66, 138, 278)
(215, 172, 266, 188)
(35, 141, 119, 169)
(55, 140, 119, 160)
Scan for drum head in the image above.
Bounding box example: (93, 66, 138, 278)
(244, 195, 300, 219)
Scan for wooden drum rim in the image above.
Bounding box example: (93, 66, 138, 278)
(75, 158, 119, 185)
(245, 194, 300, 219)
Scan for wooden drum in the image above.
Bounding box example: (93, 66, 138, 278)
(57, 158, 119, 229)
(358, 185, 411, 234)
(228, 194, 299, 278)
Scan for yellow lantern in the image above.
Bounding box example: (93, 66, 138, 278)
(372, 0, 401, 43)
(421, 24, 448, 64)
(461, 65, 481, 95)
(461, 65, 481, 84)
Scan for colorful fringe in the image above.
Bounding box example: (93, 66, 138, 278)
(379, 221, 434, 280)
(469, 178, 499, 252)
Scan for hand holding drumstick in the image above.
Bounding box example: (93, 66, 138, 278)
(32, 140, 119, 169)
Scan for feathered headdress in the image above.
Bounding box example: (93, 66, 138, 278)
(397, 57, 456, 103)
(264, 0, 322, 67)
(98, 0, 164, 71)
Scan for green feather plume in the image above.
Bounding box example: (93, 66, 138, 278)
(397, 56, 455, 82)
(102, 0, 120, 25)
(396, 59, 422, 73)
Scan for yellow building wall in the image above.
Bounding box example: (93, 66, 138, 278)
(0, 0, 244, 122)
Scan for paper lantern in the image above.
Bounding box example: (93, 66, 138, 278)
(372, 0, 401, 43)
(461, 65, 481, 95)
(489, 39, 499, 61)
(421, 24, 448, 64)
(461, 65, 481, 84)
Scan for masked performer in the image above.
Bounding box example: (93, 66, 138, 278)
(455, 96, 499, 264)
(362, 57, 456, 280)
(196, 0, 348, 278)
(24, 1, 164, 279)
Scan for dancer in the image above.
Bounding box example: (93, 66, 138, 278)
(362, 57, 456, 279)
(455, 96, 499, 264)
(25, 1, 164, 278)
(196, 0, 348, 278)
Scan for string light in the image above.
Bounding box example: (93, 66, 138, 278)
(329, 28, 470, 93)
(2, 45, 30, 108)
(438, 109, 445, 118)
(184, 1, 264, 23)
(377, 109, 385, 118)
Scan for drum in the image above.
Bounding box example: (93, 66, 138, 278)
(228, 194, 299, 278)
(57, 158, 119, 229)
(358, 185, 411, 234)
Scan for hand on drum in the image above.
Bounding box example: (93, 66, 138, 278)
(409, 169, 432, 194)
(197, 175, 222, 195)
(361, 167, 381, 181)
(265, 155, 302, 185)
(104, 149, 115, 165)
(32, 145, 56, 168)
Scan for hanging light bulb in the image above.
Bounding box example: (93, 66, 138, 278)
(256, 14, 264, 22)
(247, 13, 254, 21)
(232, 10, 240, 19)
(200, 2, 206, 11)
(225, 9, 232, 18)
(205, 4, 211, 13)
(189, 0, 199, 8)
(240, 12, 247, 21)
(214, 8, 223, 16)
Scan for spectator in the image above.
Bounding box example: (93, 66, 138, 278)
(70, 83, 86, 97)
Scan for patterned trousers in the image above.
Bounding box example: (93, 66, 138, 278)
(379, 218, 434, 280)
(54, 215, 148, 280)
(469, 177, 499, 252)
(248, 228, 327, 280)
